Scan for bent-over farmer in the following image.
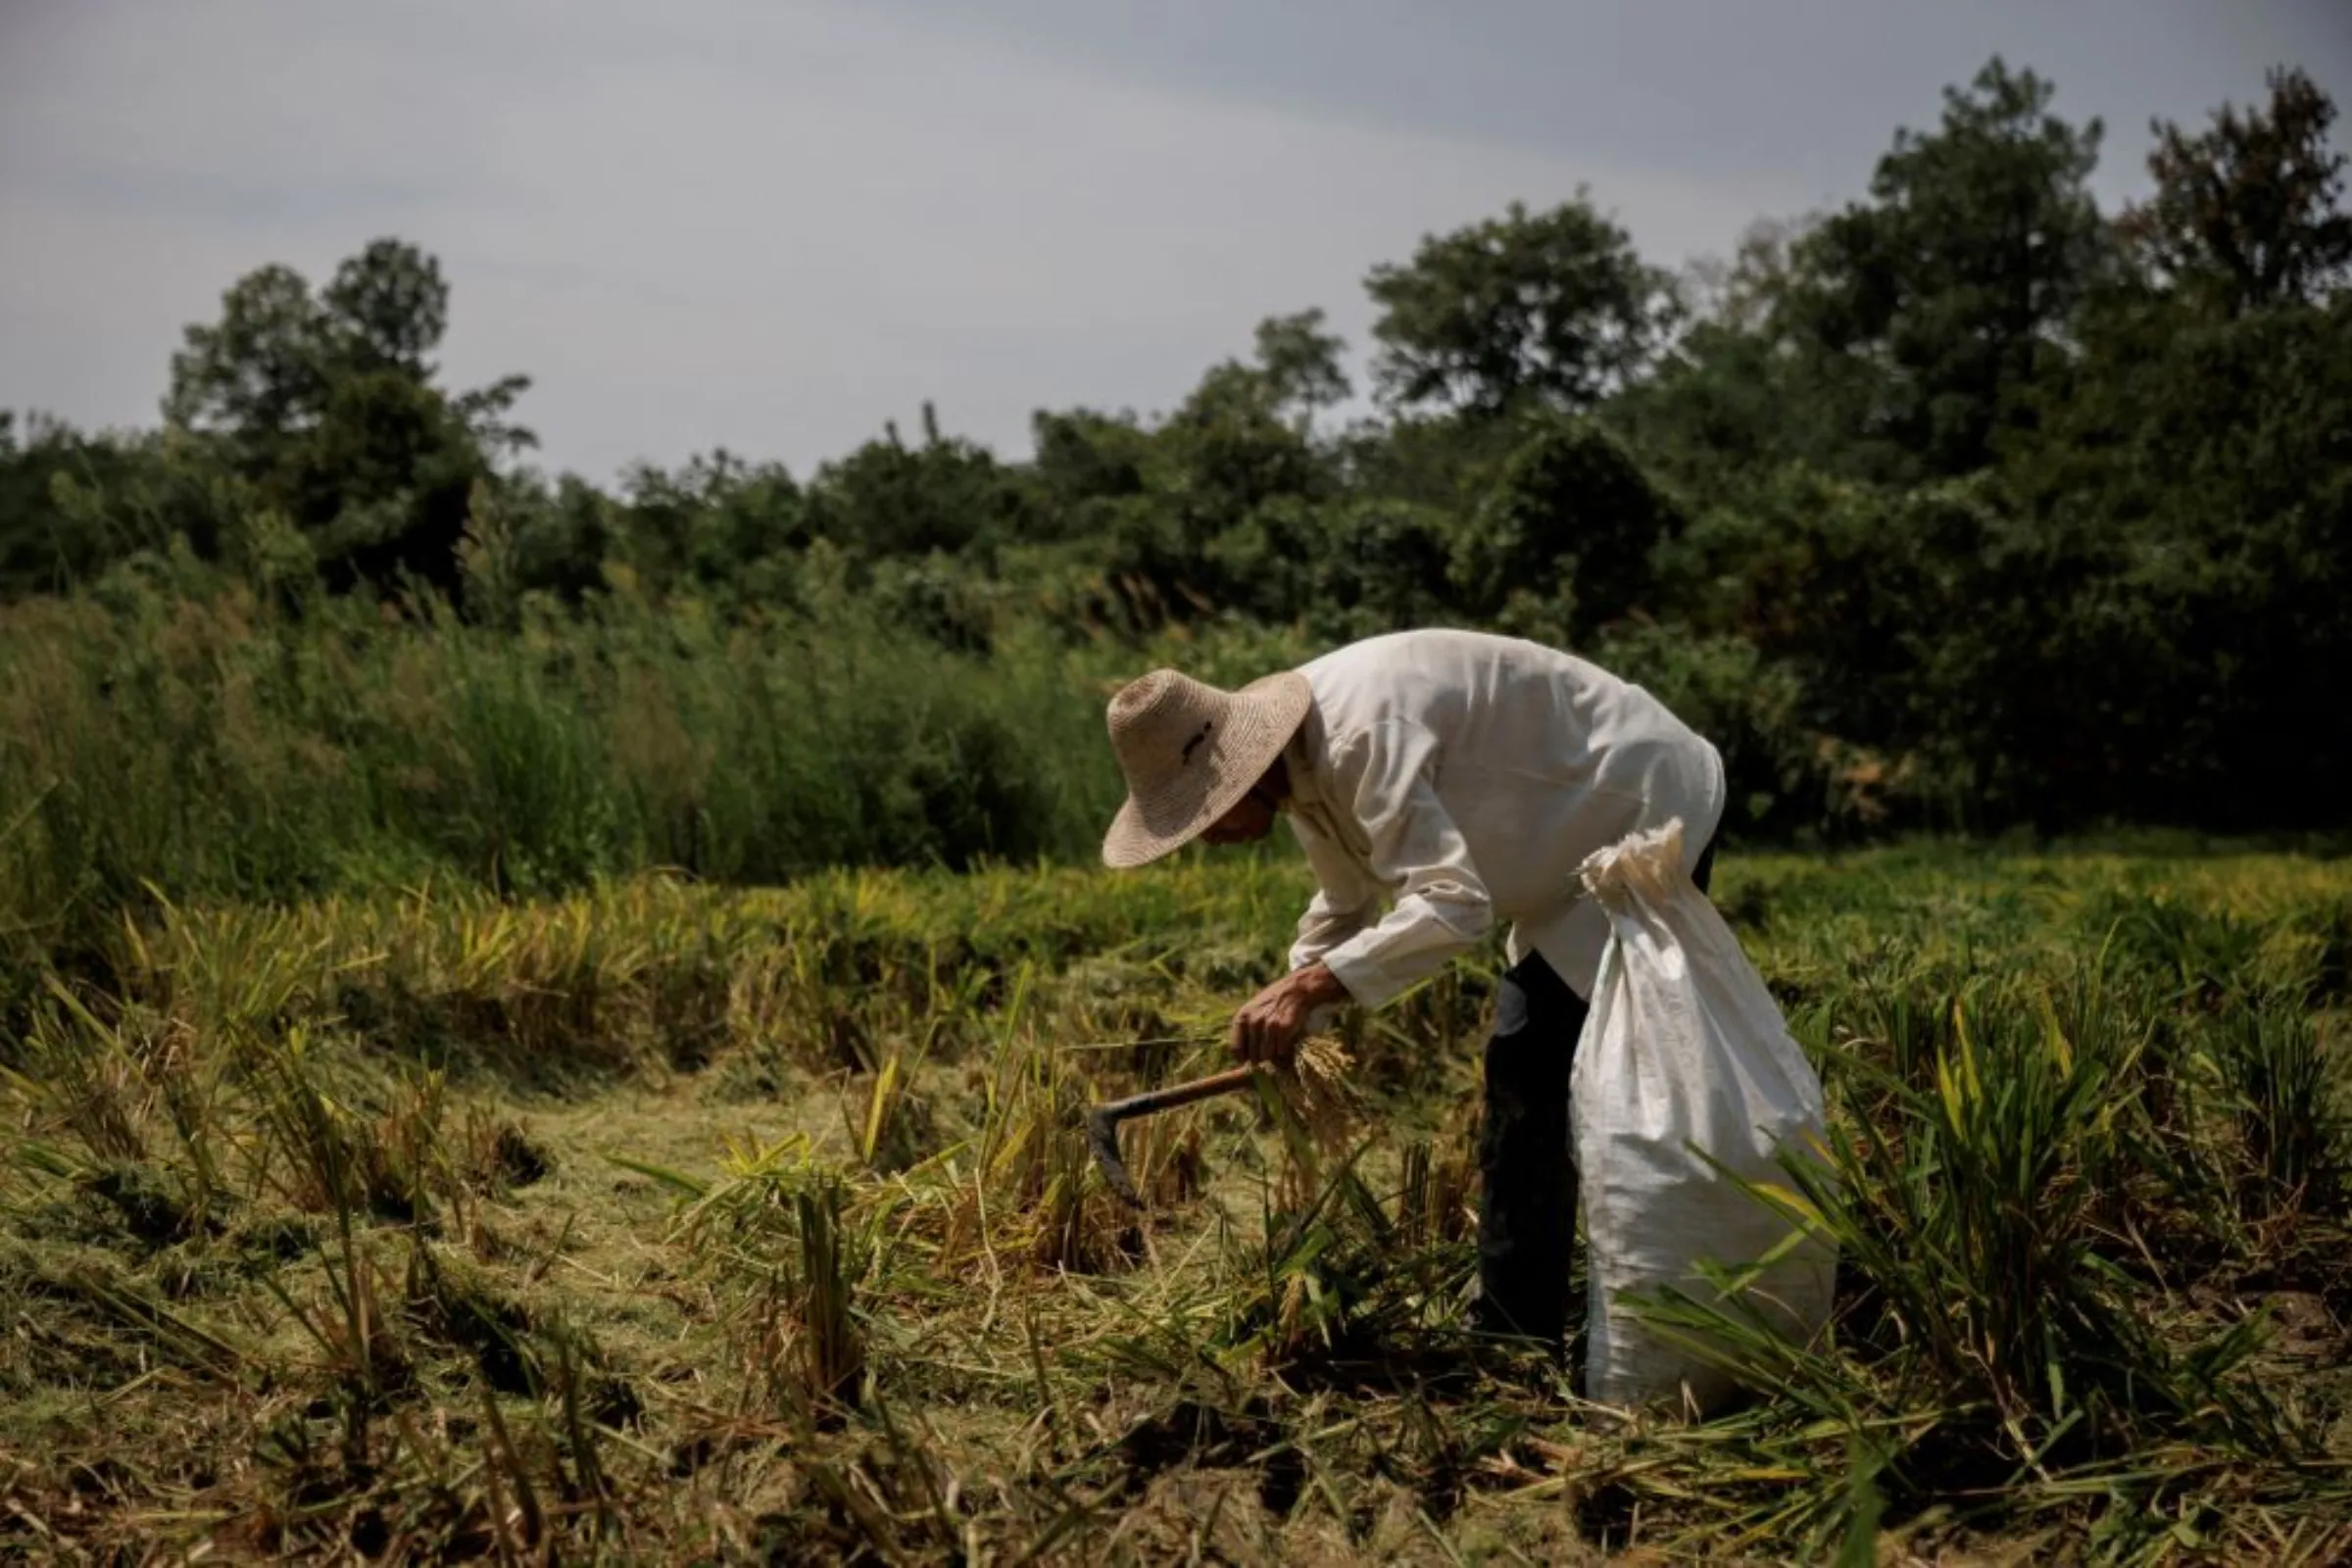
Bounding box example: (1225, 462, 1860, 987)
(1099, 626, 1725, 1348)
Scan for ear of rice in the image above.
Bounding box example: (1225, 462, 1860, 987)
(1273, 1035, 1360, 1152)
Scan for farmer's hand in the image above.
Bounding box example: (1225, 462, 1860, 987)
(1230, 962, 1350, 1067)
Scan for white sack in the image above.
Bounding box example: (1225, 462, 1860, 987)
(1571, 819, 1837, 1412)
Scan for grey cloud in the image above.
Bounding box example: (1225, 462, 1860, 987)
(866, 0, 2350, 199)
(2, 0, 2345, 482)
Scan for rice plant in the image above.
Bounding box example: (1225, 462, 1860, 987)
(3, 845, 2349, 1561)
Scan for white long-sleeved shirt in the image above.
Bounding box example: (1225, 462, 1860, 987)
(1280, 628, 1726, 1005)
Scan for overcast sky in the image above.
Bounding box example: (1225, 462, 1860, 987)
(3, 1, 2347, 484)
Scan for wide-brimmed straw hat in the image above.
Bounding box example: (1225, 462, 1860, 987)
(1101, 667, 1312, 868)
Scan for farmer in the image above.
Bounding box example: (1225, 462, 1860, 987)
(1099, 626, 1725, 1348)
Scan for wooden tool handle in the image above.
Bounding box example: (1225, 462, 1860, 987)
(1102, 1064, 1259, 1121)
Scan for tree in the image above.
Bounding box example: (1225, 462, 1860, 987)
(0, 414, 187, 596)
(2002, 289, 2352, 828)
(288, 370, 483, 594)
(1028, 410, 1148, 513)
(802, 407, 1028, 564)
(1365, 194, 1678, 418)
(319, 238, 450, 379)
(612, 449, 805, 596)
(163, 263, 330, 468)
(1251, 308, 1351, 425)
(159, 239, 534, 596)
(1202, 494, 1458, 639)
(165, 238, 532, 476)
(1173, 357, 1327, 490)
(2118, 67, 2352, 318)
(1610, 216, 1891, 497)
(1776, 58, 2108, 478)
(1451, 416, 1683, 644)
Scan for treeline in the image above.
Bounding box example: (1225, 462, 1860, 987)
(4, 58, 2349, 924)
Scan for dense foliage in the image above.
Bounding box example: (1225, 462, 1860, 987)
(5, 58, 2347, 925)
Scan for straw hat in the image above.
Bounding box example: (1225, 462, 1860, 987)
(1101, 667, 1312, 868)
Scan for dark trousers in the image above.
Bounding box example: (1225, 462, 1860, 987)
(1474, 838, 1715, 1346)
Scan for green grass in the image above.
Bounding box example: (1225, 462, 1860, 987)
(3, 847, 2349, 1562)
(2, 576, 1281, 1004)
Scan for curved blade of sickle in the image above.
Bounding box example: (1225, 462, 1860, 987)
(1083, 1104, 1143, 1206)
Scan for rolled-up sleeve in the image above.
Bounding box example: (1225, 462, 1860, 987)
(1309, 722, 1494, 1008)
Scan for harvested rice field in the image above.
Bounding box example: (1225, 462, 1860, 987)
(5, 847, 2351, 1563)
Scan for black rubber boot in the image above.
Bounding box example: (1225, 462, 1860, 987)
(1474, 951, 1587, 1349)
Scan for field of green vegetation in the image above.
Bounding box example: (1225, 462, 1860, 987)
(5, 845, 2348, 1562)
